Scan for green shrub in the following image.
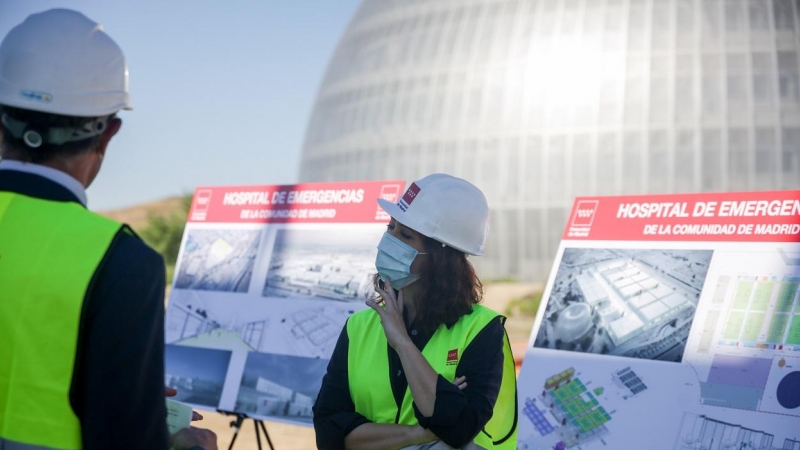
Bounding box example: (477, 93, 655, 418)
(504, 290, 544, 317)
(139, 194, 192, 284)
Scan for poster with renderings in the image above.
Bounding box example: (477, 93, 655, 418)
(164, 180, 404, 426)
(517, 191, 800, 450)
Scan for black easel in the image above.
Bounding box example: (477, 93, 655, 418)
(219, 411, 275, 450)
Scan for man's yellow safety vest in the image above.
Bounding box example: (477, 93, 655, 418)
(0, 192, 123, 450)
(347, 304, 518, 450)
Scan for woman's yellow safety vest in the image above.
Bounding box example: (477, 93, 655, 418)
(347, 304, 517, 449)
(0, 192, 123, 450)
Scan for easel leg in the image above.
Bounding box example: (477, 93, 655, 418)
(223, 412, 276, 450)
(258, 420, 275, 450)
(227, 414, 245, 450)
(254, 418, 263, 450)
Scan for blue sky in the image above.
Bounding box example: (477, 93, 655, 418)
(0, 0, 361, 211)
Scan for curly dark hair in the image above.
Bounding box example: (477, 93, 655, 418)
(375, 235, 484, 335)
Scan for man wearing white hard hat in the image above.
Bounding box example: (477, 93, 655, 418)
(314, 174, 517, 449)
(0, 9, 216, 450)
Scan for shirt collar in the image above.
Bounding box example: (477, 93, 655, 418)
(0, 159, 88, 206)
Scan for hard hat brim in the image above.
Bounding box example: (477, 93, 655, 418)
(376, 197, 407, 225)
(376, 197, 429, 236)
(376, 197, 483, 256)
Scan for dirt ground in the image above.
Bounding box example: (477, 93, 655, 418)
(190, 282, 543, 449)
(194, 412, 315, 450)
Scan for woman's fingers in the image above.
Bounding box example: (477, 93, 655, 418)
(374, 278, 398, 313)
(365, 299, 385, 315)
(382, 279, 397, 312)
(368, 278, 414, 350)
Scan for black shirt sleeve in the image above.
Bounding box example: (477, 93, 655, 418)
(69, 232, 171, 450)
(413, 316, 505, 448)
(312, 322, 370, 450)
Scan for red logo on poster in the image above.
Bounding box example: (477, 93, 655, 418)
(191, 189, 213, 221)
(571, 200, 599, 227)
(376, 184, 401, 221)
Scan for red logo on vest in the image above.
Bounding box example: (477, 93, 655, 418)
(446, 349, 459, 366)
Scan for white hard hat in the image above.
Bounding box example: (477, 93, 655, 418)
(0, 8, 131, 117)
(377, 173, 490, 256)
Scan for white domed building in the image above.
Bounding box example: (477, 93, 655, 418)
(553, 303, 594, 344)
(299, 0, 800, 281)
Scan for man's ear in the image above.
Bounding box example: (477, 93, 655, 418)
(97, 117, 122, 155)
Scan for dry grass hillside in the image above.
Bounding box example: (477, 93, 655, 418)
(97, 196, 187, 233)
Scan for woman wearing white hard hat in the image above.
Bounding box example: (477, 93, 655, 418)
(313, 174, 517, 450)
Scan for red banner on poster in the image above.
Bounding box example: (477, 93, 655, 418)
(187, 180, 405, 224)
(564, 190, 800, 242)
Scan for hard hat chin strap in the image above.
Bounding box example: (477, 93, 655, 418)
(1, 113, 108, 148)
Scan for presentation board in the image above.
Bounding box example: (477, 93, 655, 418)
(517, 191, 800, 450)
(164, 180, 404, 425)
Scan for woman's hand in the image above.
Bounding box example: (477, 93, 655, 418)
(171, 427, 218, 450)
(366, 278, 412, 350)
(344, 423, 436, 450)
(368, 278, 438, 416)
(413, 425, 438, 445)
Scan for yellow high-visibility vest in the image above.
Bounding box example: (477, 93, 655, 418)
(0, 192, 123, 449)
(347, 304, 517, 449)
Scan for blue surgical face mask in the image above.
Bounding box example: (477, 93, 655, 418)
(375, 232, 427, 289)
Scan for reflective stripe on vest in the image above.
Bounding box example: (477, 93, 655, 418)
(0, 192, 123, 450)
(347, 304, 518, 449)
